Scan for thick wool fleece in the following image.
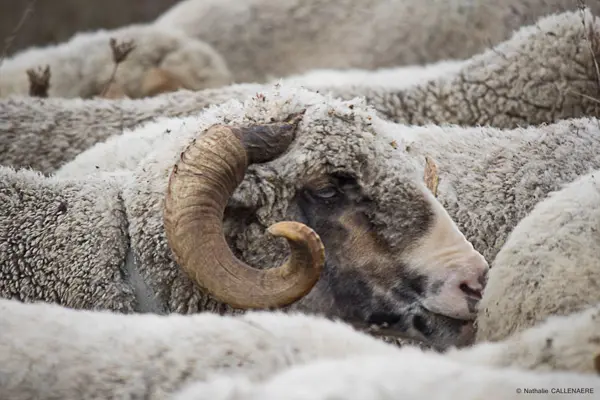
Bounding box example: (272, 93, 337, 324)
(314, 9, 600, 128)
(6, 10, 600, 175)
(0, 300, 394, 400)
(0, 85, 431, 315)
(450, 303, 600, 374)
(474, 170, 600, 342)
(0, 168, 134, 311)
(2, 299, 599, 400)
(0, 24, 232, 99)
(0, 83, 262, 174)
(174, 354, 600, 400)
(56, 114, 600, 307)
(155, 0, 600, 83)
(380, 117, 600, 263)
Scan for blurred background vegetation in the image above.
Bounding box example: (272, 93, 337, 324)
(1, 0, 181, 56)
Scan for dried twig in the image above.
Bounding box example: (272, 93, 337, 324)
(26, 65, 50, 97)
(100, 38, 136, 97)
(424, 156, 440, 197)
(0, 0, 37, 70)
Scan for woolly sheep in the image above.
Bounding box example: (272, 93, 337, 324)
(57, 82, 600, 267)
(301, 9, 600, 128)
(0, 24, 232, 99)
(154, 0, 600, 83)
(472, 169, 600, 342)
(0, 83, 262, 175)
(5, 9, 600, 174)
(58, 100, 600, 348)
(0, 86, 489, 349)
(175, 350, 600, 400)
(2, 299, 600, 400)
(447, 303, 600, 374)
(174, 362, 599, 400)
(0, 299, 396, 400)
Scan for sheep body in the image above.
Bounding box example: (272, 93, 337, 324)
(174, 354, 600, 400)
(0, 83, 262, 174)
(155, 0, 600, 83)
(58, 89, 600, 266)
(1, 84, 486, 348)
(1, 298, 599, 400)
(449, 303, 600, 373)
(3, 9, 599, 174)
(0, 24, 232, 99)
(0, 299, 393, 400)
(6, 9, 600, 175)
(473, 169, 600, 342)
(280, 60, 465, 90)
(309, 9, 600, 128)
(382, 117, 600, 262)
(18, 89, 600, 353)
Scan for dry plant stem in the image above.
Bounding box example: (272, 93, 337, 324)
(26, 65, 50, 97)
(0, 0, 37, 70)
(100, 38, 136, 97)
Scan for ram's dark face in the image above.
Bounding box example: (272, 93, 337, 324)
(286, 169, 488, 349)
(178, 96, 489, 350)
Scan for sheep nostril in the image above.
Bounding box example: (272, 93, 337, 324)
(459, 283, 482, 300)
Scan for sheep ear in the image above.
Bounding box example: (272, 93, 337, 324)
(141, 67, 185, 97)
(424, 156, 439, 197)
(100, 81, 128, 99)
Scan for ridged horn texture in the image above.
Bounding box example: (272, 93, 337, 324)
(164, 112, 325, 309)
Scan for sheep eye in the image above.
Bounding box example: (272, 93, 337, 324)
(313, 186, 339, 199)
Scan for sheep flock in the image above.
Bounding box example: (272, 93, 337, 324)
(3, 0, 600, 399)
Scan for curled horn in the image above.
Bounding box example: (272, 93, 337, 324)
(164, 111, 325, 309)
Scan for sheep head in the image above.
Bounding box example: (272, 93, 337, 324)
(163, 112, 325, 309)
(136, 86, 488, 349)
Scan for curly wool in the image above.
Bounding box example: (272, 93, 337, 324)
(4, 10, 600, 175)
(311, 9, 600, 128)
(0, 300, 394, 400)
(474, 170, 600, 342)
(380, 117, 600, 263)
(2, 299, 599, 400)
(0, 85, 426, 314)
(0, 83, 261, 175)
(0, 24, 232, 99)
(155, 0, 600, 83)
(175, 352, 600, 400)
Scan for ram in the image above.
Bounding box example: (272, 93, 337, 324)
(0, 86, 488, 351)
(8, 82, 600, 340)
(2, 299, 599, 400)
(4, 9, 600, 175)
(58, 82, 600, 267)
(472, 169, 600, 342)
(0, 24, 232, 99)
(154, 0, 600, 83)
